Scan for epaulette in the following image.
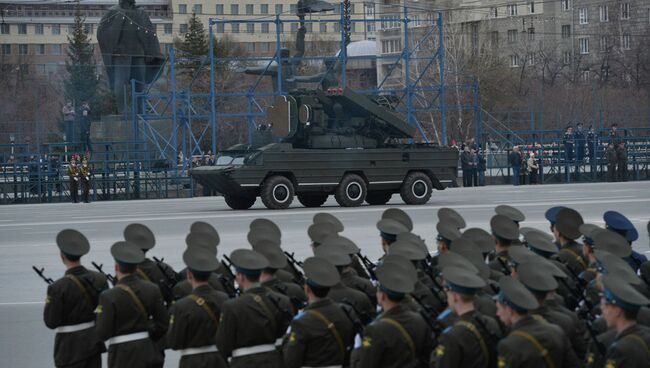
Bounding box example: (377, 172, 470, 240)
(437, 308, 452, 321)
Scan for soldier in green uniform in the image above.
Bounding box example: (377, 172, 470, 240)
(382, 208, 414, 232)
(167, 244, 228, 368)
(435, 222, 462, 254)
(600, 274, 650, 368)
(249, 218, 304, 284)
(282, 257, 356, 368)
(314, 244, 376, 324)
(351, 259, 433, 368)
(255, 240, 307, 312)
(432, 266, 502, 368)
(216, 249, 293, 368)
(44, 229, 108, 368)
(437, 207, 467, 230)
(495, 205, 526, 226)
(376, 217, 409, 254)
(313, 212, 345, 233)
(95, 241, 169, 368)
(495, 276, 580, 368)
(552, 208, 589, 277)
(67, 158, 80, 203)
(488, 215, 520, 276)
(173, 232, 230, 299)
(190, 221, 235, 288)
(123, 223, 179, 304)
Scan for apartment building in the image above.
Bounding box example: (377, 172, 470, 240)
(0, 0, 174, 77)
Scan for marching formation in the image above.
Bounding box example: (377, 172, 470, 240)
(36, 206, 650, 368)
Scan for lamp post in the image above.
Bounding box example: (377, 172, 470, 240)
(9, 134, 15, 155)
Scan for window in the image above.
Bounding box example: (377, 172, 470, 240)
(621, 3, 630, 20)
(290, 4, 297, 14)
(19, 44, 28, 54)
(527, 52, 535, 65)
(381, 39, 402, 54)
(68, 24, 74, 34)
(179, 24, 188, 34)
(1, 44, 10, 54)
(561, 25, 571, 38)
(529, 2, 535, 14)
(275, 4, 282, 14)
(599, 36, 608, 52)
(622, 33, 631, 50)
(164, 23, 172, 34)
(367, 23, 375, 32)
(579, 8, 588, 24)
(333, 22, 339, 33)
(246, 43, 255, 52)
(216, 4, 223, 15)
(579, 37, 589, 54)
(84, 24, 93, 34)
(320, 23, 327, 33)
(261, 4, 268, 14)
(261, 23, 269, 33)
(52, 44, 61, 55)
(232, 23, 239, 33)
(178, 4, 186, 14)
(260, 42, 270, 52)
(582, 70, 590, 82)
(291, 22, 298, 32)
(510, 54, 519, 67)
(35, 24, 44, 35)
(51, 24, 60, 35)
(507, 29, 518, 43)
(563, 51, 572, 64)
(193, 4, 202, 14)
(562, 0, 571, 11)
(490, 7, 498, 18)
(246, 24, 254, 33)
(491, 31, 499, 47)
(508, 4, 518, 16)
(216, 24, 224, 33)
(18, 24, 27, 34)
(381, 15, 400, 30)
(0, 23, 9, 34)
(599, 5, 608, 22)
(306, 23, 313, 32)
(231, 4, 239, 15)
(246, 4, 253, 15)
(528, 28, 535, 41)
(36, 44, 45, 55)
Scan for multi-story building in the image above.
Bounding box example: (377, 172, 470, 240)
(0, 0, 173, 78)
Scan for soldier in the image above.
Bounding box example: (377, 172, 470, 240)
(575, 122, 586, 163)
(553, 208, 588, 277)
(437, 207, 467, 230)
(80, 158, 91, 203)
(314, 244, 376, 324)
(487, 214, 520, 275)
(616, 142, 627, 182)
(44, 229, 108, 368)
(67, 157, 80, 203)
(432, 267, 502, 368)
(376, 217, 409, 254)
(461, 144, 472, 187)
(495, 276, 580, 367)
(600, 274, 650, 368)
(95, 241, 169, 368)
(544, 206, 567, 248)
(563, 125, 575, 163)
(603, 210, 648, 271)
(248, 219, 298, 284)
(216, 249, 293, 367)
(495, 205, 525, 245)
(435, 222, 462, 254)
(314, 213, 370, 280)
(167, 246, 228, 368)
(351, 259, 433, 368)
(608, 123, 621, 146)
(308, 221, 339, 249)
(124, 223, 179, 305)
(605, 143, 617, 182)
(282, 257, 355, 368)
(255, 240, 308, 312)
(382, 207, 414, 232)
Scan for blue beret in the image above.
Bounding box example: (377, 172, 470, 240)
(603, 211, 638, 242)
(544, 206, 566, 224)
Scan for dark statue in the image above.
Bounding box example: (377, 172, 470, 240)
(97, 0, 164, 113)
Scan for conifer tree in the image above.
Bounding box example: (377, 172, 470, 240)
(176, 13, 209, 72)
(64, 1, 98, 109)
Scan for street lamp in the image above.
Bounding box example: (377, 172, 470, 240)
(9, 134, 15, 155)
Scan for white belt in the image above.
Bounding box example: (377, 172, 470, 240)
(55, 321, 95, 333)
(231, 343, 277, 358)
(106, 331, 149, 347)
(180, 345, 219, 357)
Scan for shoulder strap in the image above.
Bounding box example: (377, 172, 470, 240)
(136, 268, 151, 282)
(189, 294, 219, 326)
(559, 248, 587, 269)
(456, 320, 489, 364)
(381, 317, 416, 357)
(305, 309, 345, 360)
(252, 294, 278, 333)
(511, 330, 556, 368)
(65, 274, 93, 306)
(115, 284, 148, 321)
(622, 334, 650, 358)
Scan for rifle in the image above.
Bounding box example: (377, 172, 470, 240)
(357, 252, 377, 281)
(91, 262, 116, 285)
(340, 297, 372, 327)
(558, 277, 606, 356)
(420, 264, 448, 311)
(411, 294, 443, 339)
(283, 251, 306, 285)
(32, 266, 54, 285)
(220, 256, 241, 297)
(497, 257, 511, 276)
(152, 257, 179, 289)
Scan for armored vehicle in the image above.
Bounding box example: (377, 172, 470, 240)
(191, 88, 458, 210)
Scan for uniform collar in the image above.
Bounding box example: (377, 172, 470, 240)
(615, 323, 640, 340)
(306, 298, 333, 310)
(65, 265, 87, 276)
(192, 283, 214, 295)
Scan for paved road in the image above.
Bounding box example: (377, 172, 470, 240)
(1, 181, 649, 367)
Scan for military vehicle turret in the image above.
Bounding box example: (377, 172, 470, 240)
(190, 88, 459, 210)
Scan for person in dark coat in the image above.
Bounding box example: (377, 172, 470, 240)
(574, 123, 586, 163)
(606, 143, 617, 182)
(469, 148, 479, 187)
(477, 148, 487, 186)
(460, 145, 472, 187)
(563, 126, 575, 163)
(509, 146, 522, 186)
(587, 125, 597, 164)
(616, 142, 627, 182)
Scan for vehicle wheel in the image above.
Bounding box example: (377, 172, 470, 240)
(365, 191, 392, 205)
(297, 193, 328, 207)
(261, 175, 294, 209)
(400, 172, 432, 205)
(335, 174, 367, 207)
(224, 193, 256, 210)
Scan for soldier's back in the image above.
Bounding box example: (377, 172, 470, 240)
(328, 283, 376, 325)
(341, 268, 377, 306)
(604, 324, 650, 368)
